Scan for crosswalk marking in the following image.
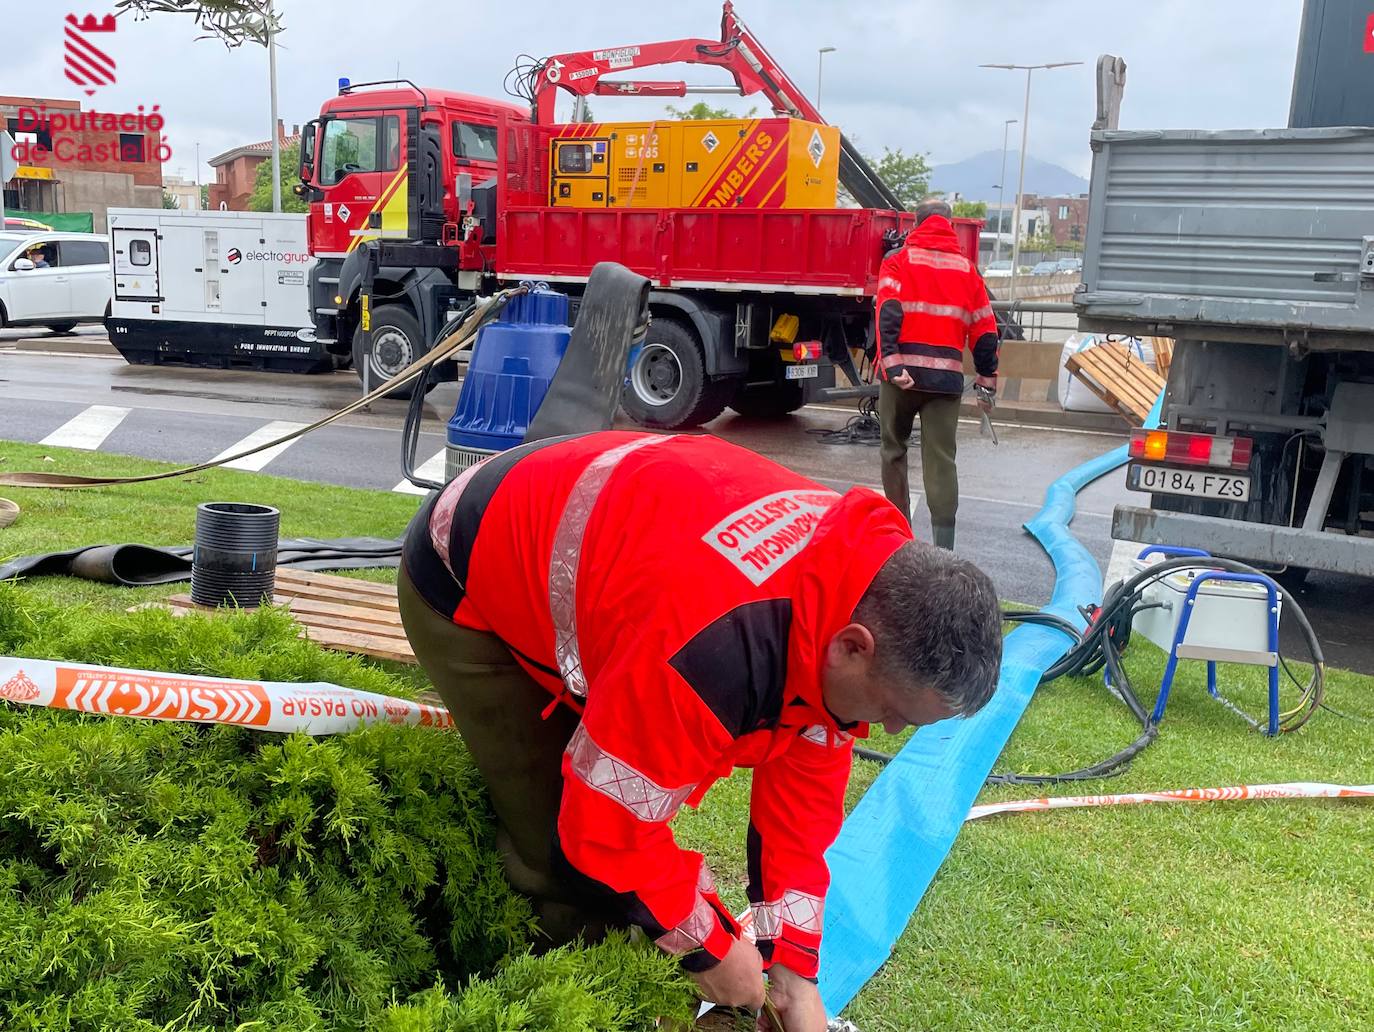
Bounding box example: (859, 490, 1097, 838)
(211, 421, 309, 471)
(39, 405, 131, 450)
(393, 450, 447, 495)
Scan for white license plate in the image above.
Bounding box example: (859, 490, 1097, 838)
(1128, 464, 1251, 502)
(785, 363, 819, 380)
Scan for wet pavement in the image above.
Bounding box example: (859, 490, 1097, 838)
(1, 346, 1371, 679)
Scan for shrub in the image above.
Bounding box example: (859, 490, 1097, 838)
(0, 584, 692, 1030)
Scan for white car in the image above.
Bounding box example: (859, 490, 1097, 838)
(0, 231, 112, 334)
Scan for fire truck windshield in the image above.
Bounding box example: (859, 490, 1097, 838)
(319, 115, 400, 184)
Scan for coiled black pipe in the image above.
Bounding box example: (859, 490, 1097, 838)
(190, 502, 281, 607)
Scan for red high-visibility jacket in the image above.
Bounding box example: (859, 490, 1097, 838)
(403, 431, 912, 979)
(874, 214, 999, 394)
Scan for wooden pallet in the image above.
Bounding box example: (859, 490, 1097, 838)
(1065, 342, 1166, 425)
(1151, 336, 1175, 380)
(154, 567, 415, 664)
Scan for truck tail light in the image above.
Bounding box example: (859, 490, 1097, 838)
(793, 340, 821, 362)
(1128, 429, 1253, 470)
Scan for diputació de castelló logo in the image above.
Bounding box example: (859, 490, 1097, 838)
(6, 12, 171, 167)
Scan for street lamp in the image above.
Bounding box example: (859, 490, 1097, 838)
(268, 0, 281, 212)
(992, 118, 1018, 265)
(980, 61, 1082, 299)
(816, 46, 837, 110)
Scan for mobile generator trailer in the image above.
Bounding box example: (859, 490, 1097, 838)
(106, 208, 331, 373)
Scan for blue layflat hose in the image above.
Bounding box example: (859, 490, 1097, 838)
(819, 395, 1164, 1016)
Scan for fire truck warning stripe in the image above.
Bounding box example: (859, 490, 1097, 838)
(688, 119, 762, 207)
(732, 142, 789, 208)
(685, 121, 756, 205)
(754, 169, 788, 209)
(346, 164, 410, 253)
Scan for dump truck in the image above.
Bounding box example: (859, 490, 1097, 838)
(1077, 0, 1374, 578)
(296, 3, 982, 428)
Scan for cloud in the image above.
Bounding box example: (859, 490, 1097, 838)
(8, 0, 1302, 184)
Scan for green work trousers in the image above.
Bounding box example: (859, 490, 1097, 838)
(397, 565, 605, 945)
(878, 381, 961, 548)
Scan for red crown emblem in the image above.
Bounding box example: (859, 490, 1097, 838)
(64, 12, 118, 97)
(0, 670, 40, 703)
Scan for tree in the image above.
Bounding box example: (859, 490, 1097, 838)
(868, 147, 932, 211)
(161, 188, 179, 209)
(665, 101, 758, 120)
(953, 199, 987, 219)
(247, 141, 308, 213)
(200, 184, 210, 210)
(113, 0, 280, 46)
(1020, 227, 1057, 255)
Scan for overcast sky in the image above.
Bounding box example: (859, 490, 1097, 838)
(6, 0, 1303, 186)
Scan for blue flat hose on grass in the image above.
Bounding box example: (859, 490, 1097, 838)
(819, 394, 1163, 1015)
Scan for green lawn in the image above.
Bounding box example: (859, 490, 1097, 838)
(3, 441, 1372, 1030)
(0, 439, 418, 601)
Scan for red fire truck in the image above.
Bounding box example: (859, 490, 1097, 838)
(297, 4, 980, 427)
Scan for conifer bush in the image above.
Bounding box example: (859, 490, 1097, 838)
(0, 584, 693, 1030)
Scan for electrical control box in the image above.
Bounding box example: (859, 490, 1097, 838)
(1129, 555, 1282, 659)
(549, 117, 840, 210)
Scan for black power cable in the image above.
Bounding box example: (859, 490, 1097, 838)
(853, 556, 1328, 784)
(400, 297, 518, 494)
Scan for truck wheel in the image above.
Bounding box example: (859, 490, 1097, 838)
(46, 321, 78, 335)
(621, 318, 731, 429)
(728, 381, 806, 419)
(352, 304, 430, 400)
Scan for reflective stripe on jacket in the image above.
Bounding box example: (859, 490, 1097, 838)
(874, 214, 1000, 394)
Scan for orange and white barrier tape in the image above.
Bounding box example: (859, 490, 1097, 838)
(0, 655, 451, 734)
(965, 782, 1374, 822)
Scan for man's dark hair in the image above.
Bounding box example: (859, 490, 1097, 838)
(853, 541, 1002, 717)
(914, 197, 953, 225)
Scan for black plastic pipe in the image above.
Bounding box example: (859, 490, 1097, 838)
(190, 502, 281, 607)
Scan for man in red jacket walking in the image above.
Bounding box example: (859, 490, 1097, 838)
(874, 198, 1000, 550)
(398, 431, 1002, 1029)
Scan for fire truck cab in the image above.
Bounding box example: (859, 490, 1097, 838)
(298, 82, 527, 384)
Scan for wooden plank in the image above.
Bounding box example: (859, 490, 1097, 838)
(270, 582, 400, 614)
(1152, 337, 1174, 379)
(297, 625, 415, 664)
(270, 593, 403, 629)
(284, 611, 411, 645)
(275, 567, 398, 598)
(162, 592, 399, 628)
(152, 582, 416, 665)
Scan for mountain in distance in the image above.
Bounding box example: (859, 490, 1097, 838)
(929, 150, 1088, 202)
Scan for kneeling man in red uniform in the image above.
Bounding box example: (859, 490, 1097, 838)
(398, 430, 1003, 1029)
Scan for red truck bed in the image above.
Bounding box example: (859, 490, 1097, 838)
(489, 119, 976, 297)
(497, 206, 912, 295)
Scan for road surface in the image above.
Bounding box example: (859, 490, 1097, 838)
(1, 344, 1369, 682)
